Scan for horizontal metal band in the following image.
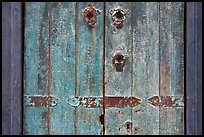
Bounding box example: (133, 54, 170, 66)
(24, 95, 61, 107)
(67, 96, 142, 108)
(147, 96, 184, 107)
(24, 95, 184, 108)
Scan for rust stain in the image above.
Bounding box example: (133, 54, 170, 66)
(30, 96, 52, 107)
(110, 8, 127, 29)
(67, 96, 141, 108)
(41, 111, 48, 119)
(25, 95, 60, 107)
(83, 4, 100, 27)
(112, 52, 126, 72)
(74, 108, 78, 135)
(41, 111, 49, 133)
(160, 61, 170, 96)
(147, 96, 184, 107)
(104, 97, 140, 107)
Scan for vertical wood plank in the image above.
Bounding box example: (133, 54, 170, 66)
(2, 2, 22, 135)
(22, 2, 187, 135)
(132, 2, 160, 135)
(186, 2, 202, 135)
(105, 2, 132, 135)
(49, 2, 76, 135)
(24, 2, 51, 135)
(160, 107, 184, 134)
(76, 2, 104, 135)
(10, 2, 23, 134)
(159, 2, 184, 135)
(196, 3, 202, 135)
(2, 2, 12, 135)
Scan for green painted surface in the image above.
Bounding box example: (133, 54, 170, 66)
(105, 2, 132, 135)
(159, 2, 184, 135)
(76, 2, 104, 135)
(132, 2, 160, 135)
(50, 2, 76, 135)
(24, 2, 50, 135)
(24, 2, 184, 135)
(160, 107, 184, 134)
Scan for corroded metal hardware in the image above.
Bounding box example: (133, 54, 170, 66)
(67, 96, 141, 108)
(83, 4, 100, 27)
(24, 95, 60, 107)
(24, 95, 183, 108)
(112, 52, 126, 72)
(110, 8, 129, 29)
(147, 96, 184, 107)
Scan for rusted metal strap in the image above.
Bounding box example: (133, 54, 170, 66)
(67, 96, 141, 108)
(24, 95, 183, 108)
(147, 96, 184, 107)
(24, 95, 60, 107)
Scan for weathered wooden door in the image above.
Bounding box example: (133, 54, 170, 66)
(24, 2, 184, 135)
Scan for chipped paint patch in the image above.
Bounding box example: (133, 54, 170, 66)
(147, 96, 184, 107)
(24, 95, 61, 107)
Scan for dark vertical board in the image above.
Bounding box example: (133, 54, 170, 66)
(186, 2, 202, 135)
(10, 2, 23, 135)
(76, 2, 104, 135)
(132, 2, 160, 135)
(196, 3, 202, 135)
(2, 2, 12, 135)
(159, 2, 184, 135)
(50, 2, 76, 134)
(105, 2, 132, 135)
(24, 2, 51, 135)
(2, 2, 22, 135)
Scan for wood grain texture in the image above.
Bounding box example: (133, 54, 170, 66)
(50, 2, 76, 135)
(159, 2, 184, 135)
(2, 2, 22, 135)
(105, 2, 132, 135)
(160, 107, 184, 134)
(186, 2, 202, 135)
(76, 2, 104, 135)
(132, 2, 160, 135)
(24, 2, 51, 135)
(23, 2, 186, 135)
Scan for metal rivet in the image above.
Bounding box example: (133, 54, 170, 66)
(83, 4, 100, 27)
(112, 52, 126, 72)
(110, 8, 129, 29)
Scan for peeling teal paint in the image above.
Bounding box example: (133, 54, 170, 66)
(24, 2, 184, 135)
(67, 97, 80, 107)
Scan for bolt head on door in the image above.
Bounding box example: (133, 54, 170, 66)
(112, 52, 126, 72)
(83, 4, 100, 27)
(110, 8, 129, 29)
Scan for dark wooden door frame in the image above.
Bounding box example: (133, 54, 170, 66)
(185, 2, 202, 135)
(2, 2, 202, 135)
